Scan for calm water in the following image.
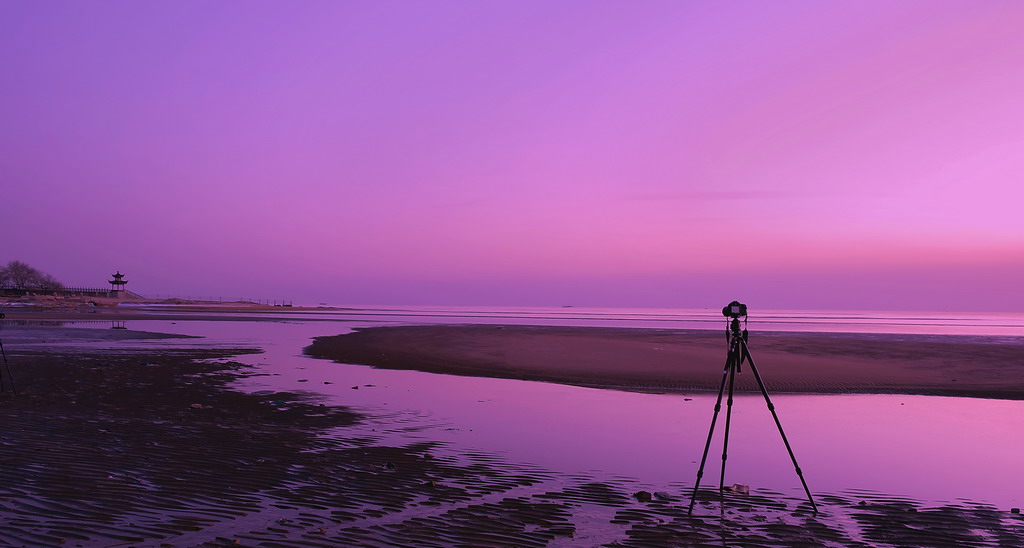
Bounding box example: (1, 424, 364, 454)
(119, 304, 1024, 337)
(8, 306, 1024, 509)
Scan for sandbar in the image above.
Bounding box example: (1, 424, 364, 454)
(306, 325, 1024, 399)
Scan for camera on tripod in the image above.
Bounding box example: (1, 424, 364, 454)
(722, 301, 747, 319)
(689, 299, 817, 515)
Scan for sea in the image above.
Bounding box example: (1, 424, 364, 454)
(109, 303, 1024, 337)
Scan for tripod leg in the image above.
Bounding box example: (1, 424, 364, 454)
(740, 339, 817, 514)
(719, 345, 738, 493)
(692, 348, 741, 514)
(687, 348, 735, 515)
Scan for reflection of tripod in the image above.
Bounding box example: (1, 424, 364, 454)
(0, 313, 15, 395)
(687, 303, 815, 514)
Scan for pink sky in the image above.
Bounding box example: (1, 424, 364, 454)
(2, 1, 1023, 310)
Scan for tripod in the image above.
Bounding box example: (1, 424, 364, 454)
(0, 312, 16, 396)
(687, 303, 815, 514)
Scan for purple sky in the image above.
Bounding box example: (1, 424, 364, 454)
(3, 1, 1023, 310)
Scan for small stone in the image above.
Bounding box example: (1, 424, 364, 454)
(385, 462, 396, 470)
(1011, 507, 1020, 514)
(725, 484, 750, 495)
(633, 491, 652, 502)
(190, 403, 203, 409)
(653, 491, 673, 501)
(351, 386, 359, 390)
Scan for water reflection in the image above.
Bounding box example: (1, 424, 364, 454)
(0, 318, 129, 330)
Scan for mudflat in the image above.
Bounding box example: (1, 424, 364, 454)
(306, 325, 1024, 399)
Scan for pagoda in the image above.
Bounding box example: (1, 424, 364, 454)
(109, 271, 128, 297)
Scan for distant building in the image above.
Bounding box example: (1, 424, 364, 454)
(109, 271, 128, 298)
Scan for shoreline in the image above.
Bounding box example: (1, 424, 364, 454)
(306, 324, 1024, 399)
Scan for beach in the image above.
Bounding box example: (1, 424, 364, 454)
(306, 324, 1024, 399)
(1, 308, 1023, 546)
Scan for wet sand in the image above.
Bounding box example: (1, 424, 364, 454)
(1, 323, 1022, 545)
(306, 325, 1024, 399)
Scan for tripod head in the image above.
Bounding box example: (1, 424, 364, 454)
(721, 301, 749, 371)
(722, 301, 748, 340)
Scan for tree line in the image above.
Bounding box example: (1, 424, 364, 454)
(0, 261, 64, 290)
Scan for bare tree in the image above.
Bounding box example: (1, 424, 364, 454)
(0, 261, 64, 290)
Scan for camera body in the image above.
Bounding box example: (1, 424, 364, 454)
(722, 301, 747, 319)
